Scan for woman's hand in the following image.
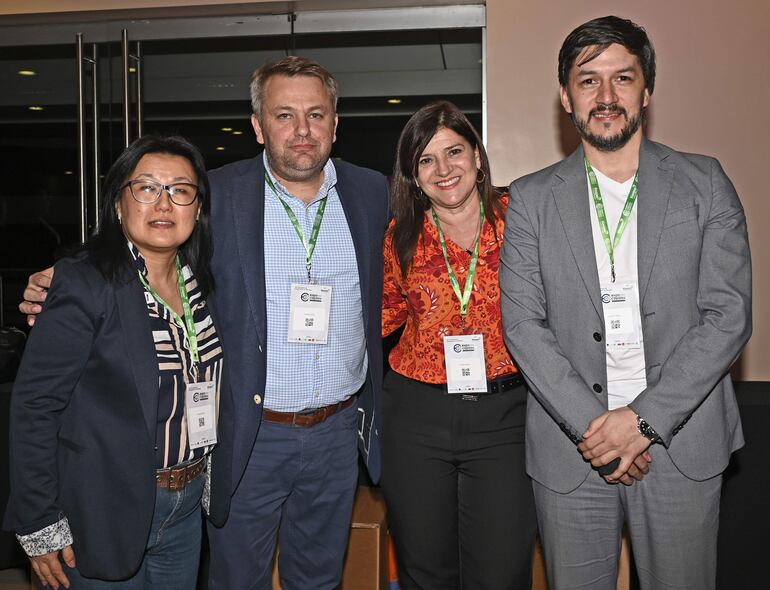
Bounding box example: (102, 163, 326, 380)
(30, 545, 75, 589)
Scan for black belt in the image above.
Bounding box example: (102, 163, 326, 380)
(425, 373, 525, 400)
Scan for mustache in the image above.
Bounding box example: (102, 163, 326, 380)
(287, 137, 320, 147)
(589, 103, 627, 118)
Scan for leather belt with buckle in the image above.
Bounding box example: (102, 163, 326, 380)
(425, 372, 525, 401)
(155, 457, 205, 491)
(262, 396, 356, 428)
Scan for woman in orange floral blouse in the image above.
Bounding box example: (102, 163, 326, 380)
(381, 101, 537, 589)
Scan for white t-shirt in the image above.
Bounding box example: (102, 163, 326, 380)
(587, 166, 647, 410)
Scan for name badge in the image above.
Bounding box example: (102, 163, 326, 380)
(601, 283, 642, 349)
(443, 334, 488, 394)
(185, 381, 217, 450)
(288, 283, 332, 344)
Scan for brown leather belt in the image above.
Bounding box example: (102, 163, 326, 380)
(262, 396, 356, 428)
(155, 458, 205, 491)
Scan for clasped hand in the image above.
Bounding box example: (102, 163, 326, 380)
(577, 406, 653, 486)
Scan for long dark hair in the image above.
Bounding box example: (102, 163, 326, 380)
(84, 134, 215, 296)
(389, 100, 503, 276)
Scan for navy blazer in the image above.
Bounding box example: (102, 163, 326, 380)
(4, 256, 231, 579)
(206, 154, 389, 523)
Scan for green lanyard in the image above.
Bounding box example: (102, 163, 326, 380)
(432, 199, 485, 320)
(585, 159, 639, 283)
(266, 173, 327, 283)
(138, 257, 199, 364)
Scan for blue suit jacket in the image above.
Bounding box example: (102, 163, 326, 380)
(4, 256, 232, 579)
(207, 154, 389, 523)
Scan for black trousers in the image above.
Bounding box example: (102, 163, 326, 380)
(381, 371, 537, 590)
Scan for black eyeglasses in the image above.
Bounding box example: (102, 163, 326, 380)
(122, 179, 199, 206)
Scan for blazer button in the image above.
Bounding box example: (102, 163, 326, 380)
(593, 332, 602, 342)
(593, 383, 603, 393)
(253, 394, 263, 405)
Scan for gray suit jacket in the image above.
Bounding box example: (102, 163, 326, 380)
(499, 139, 751, 493)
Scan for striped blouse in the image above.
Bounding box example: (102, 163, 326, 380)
(16, 245, 225, 557)
(129, 243, 223, 469)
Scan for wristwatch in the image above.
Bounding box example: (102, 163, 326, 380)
(636, 414, 661, 443)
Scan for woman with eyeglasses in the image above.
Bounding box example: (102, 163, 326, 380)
(4, 135, 230, 589)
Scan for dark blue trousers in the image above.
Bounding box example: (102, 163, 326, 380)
(207, 402, 359, 590)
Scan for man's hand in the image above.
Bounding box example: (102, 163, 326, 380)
(578, 406, 652, 484)
(20, 267, 54, 326)
(612, 451, 653, 486)
(30, 545, 75, 589)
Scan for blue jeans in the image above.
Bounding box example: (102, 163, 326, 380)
(59, 474, 204, 589)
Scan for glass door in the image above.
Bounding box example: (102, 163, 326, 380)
(0, 4, 485, 327)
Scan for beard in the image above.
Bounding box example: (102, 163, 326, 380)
(571, 102, 646, 152)
(265, 138, 331, 184)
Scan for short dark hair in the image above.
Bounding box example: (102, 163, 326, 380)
(85, 134, 215, 296)
(250, 56, 338, 119)
(558, 15, 656, 94)
(389, 100, 504, 276)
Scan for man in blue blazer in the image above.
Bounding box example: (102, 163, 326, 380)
(204, 57, 389, 589)
(21, 57, 389, 590)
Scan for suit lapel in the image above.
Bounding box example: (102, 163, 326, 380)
(637, 139, 674, 304)
(231, 158, 268, 346)
(552, 147, 603, 319)
(334, 164, 371, 332)
(115, 277, 158, 443)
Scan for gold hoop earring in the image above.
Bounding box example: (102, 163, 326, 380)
(476, 168, 486, 184)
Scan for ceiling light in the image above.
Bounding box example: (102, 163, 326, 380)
(28, 105, 44, 111)
(64, 171, 73, 175)
(129, 67, 137, 73)
(215, 146, 225, 151)
(232, 130, 243, 135)
(221, 127, 233, 132)
(387, 98, 402, 105)
(18, 70, 36, 76)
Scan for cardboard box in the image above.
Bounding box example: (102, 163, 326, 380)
(342, 486, 389, 590)
(273, 486, 388, 590)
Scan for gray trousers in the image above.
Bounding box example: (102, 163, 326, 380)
(533, 445, 723, 590)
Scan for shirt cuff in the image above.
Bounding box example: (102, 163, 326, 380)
(17, 517, 73, 557)
(201, 454, 211, 516)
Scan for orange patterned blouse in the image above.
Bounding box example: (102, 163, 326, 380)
(382, 195, 519, 384)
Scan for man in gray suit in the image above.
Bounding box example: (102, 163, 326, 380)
(499, 15, 751, 590)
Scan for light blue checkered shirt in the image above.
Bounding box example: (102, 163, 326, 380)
(262, 153, 367, 412)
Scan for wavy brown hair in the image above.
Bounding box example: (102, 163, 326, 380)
(389, 100, 504, 277)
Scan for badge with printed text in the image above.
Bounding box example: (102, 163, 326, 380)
(601, 283, 642, 349)
(443, 334, 488, 394)
(288, 283, 332, 344)
(185, 381, 217, 450)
